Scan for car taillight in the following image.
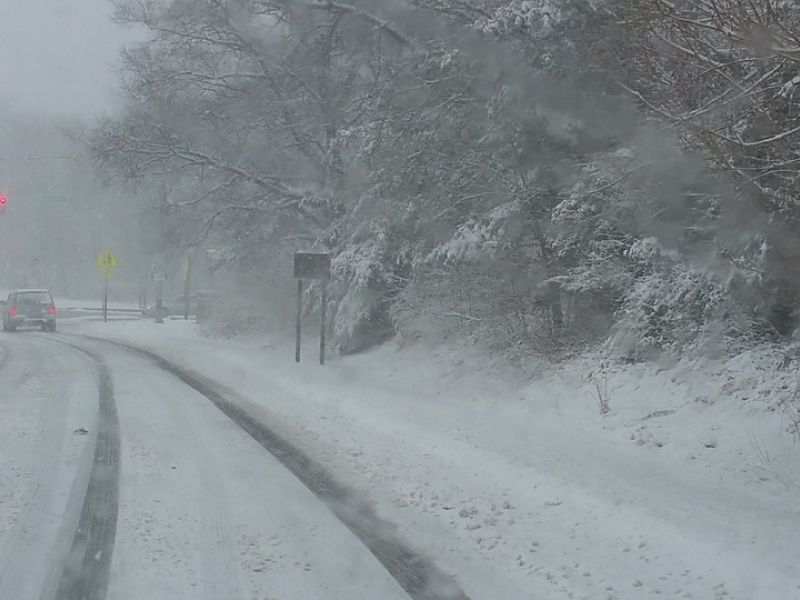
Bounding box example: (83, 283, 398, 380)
(48, 305, 57, 315)
(8, 307, 16, 317)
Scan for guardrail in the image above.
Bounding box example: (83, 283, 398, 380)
(70, 307, 145, 314)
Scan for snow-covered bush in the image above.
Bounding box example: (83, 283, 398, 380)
(477, 1, 566, 37)
(330, 225, 412, 354)
(609, 238, 760, 359)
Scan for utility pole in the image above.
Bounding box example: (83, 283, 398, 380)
(183, 255, 192, 320)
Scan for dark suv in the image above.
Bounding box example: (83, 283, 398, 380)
(2, 289, 57, 332)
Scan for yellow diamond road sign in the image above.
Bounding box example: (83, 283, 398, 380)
(97, 251, 118, 279)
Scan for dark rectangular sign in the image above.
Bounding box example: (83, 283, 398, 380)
(294, 252, 331, 280)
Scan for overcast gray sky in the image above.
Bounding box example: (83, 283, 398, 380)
(0, 0, 136, 116)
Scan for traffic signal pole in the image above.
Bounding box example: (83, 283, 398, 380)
(103, 280, 109, 323)
(156, 278, 164, 324)
(184, 256, 192, 320)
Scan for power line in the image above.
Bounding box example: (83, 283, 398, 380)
(0, 155, 82, 162)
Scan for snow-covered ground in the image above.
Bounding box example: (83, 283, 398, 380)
(0, 329, 409, 600)
(58, 316, 800, 600)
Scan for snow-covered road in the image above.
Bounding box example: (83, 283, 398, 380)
(0, 335, 99, 600)
(2, 318, 800, 600)
(0, 332, 429, 600)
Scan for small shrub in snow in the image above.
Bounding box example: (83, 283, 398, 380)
(583, 362, 610, 415)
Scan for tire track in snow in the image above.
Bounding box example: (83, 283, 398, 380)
(83, 336, 470, 600)
(48, 339, 120, 600)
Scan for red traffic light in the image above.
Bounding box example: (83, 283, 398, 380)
(0, 195, 6, 205)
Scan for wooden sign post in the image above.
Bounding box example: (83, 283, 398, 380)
(293, 252, 331, 364)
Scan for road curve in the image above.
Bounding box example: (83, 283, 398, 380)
(0, 331, 468, 600)
(79, 335, 470, 600)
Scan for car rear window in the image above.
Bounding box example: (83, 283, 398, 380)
(17, 292, 52, 304)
